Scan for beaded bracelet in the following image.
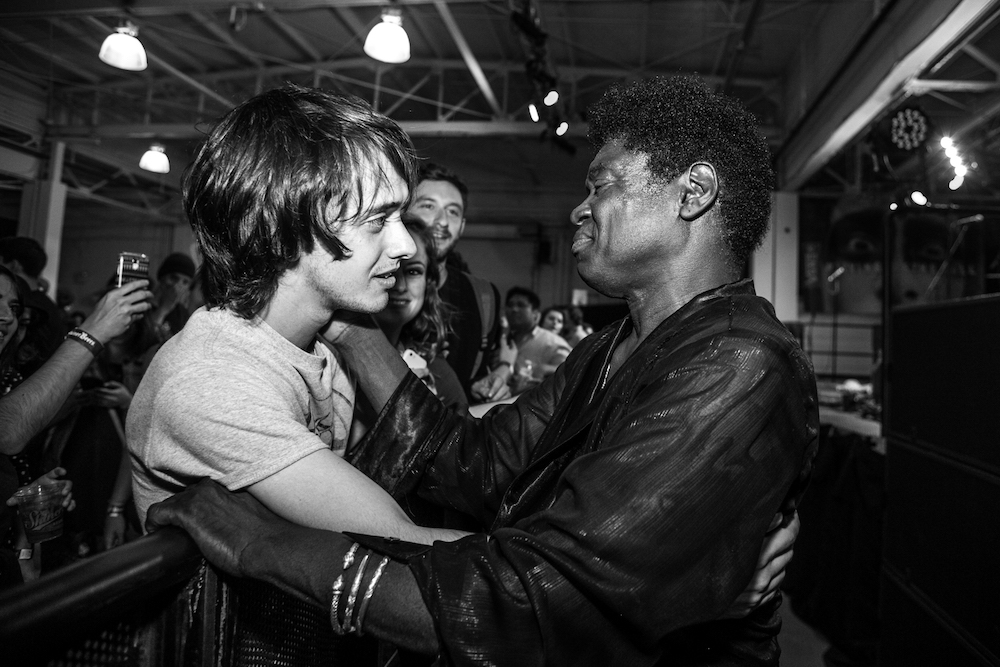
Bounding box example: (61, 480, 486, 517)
(65, 328, 104, 357)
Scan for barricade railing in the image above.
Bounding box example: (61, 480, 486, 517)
(0, 527, 207, 667)
(0, 526, 379, 667)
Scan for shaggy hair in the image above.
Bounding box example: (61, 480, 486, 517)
(587, 75, 774, 268)
(184, 84, 418, 319)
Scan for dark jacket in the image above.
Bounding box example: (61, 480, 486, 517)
(350, 280, 819, 666)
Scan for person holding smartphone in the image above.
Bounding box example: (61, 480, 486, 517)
(0, 264, 151, 583)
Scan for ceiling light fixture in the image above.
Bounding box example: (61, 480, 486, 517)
(543, 90, 559, 106)
(364, 8, 410, 64)
(139, 144, 169, 174)
(528, 103, 540, 123)
(99, 21, 147, 71)
(555, 121, 568, 137)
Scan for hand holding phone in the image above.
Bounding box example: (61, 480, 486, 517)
(78, 264, 154, 345)
(116, 252, 150, 287)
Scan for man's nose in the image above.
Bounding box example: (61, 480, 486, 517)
(570, 201, 590, 227)
(430, 209, 447, 228)
(387, 220, 417, 259)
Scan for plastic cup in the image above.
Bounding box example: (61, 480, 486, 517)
(13, 481, 69, 544)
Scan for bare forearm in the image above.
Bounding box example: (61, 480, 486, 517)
(0, 340, 93, 455)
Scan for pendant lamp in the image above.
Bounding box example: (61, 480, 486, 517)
(364, 8, 410, 64)
(139, 144, 169, 174)
(99, 22, 148, 71)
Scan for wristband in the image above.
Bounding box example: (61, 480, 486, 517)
(492, 361, 512, 371)
(66, 328, 104, 357)
(107, 503, 126, 518)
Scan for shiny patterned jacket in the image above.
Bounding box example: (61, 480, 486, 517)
(349, 279, 819, 666)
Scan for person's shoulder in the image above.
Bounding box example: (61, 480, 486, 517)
(663, 293, 809, 377)
(536, 327, 571, 349)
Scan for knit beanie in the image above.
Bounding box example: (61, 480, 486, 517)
(157, 252, 196, 280)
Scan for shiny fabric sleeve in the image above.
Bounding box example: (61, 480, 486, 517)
(354, 322, 818, 666)
(349, 357, 568, 525)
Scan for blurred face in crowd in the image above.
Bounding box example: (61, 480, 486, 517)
(0, 274, 22, 355)
(541, 309, 564, 334)
(160, 272, 193, 292)
(506, 294, 539, 335)
(375, 230, 430, 335)
(409, 179, 465, 261)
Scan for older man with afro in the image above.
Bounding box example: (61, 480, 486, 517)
(147, 75, 817, 667)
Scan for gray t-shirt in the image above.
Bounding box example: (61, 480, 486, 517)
(127, 307, 355, 524)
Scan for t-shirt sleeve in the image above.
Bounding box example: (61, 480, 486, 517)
(140, 359, 331, 492)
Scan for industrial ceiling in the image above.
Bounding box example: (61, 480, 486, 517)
(1, 0, 998, 227)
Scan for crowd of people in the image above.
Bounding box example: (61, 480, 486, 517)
(1, 74, 818, 667)
(0, 240, 196, 581)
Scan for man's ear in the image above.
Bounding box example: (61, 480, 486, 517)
(678, 162, 719, 222)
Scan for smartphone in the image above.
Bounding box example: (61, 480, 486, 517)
(116, 252, 149, 287)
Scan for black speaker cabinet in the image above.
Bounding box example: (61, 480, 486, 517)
(881, 294, 1000, 666)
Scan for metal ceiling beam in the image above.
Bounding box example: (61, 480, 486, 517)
(83, 16, 236, 108)
(0, 0, 497, 19)
(65, 186, 179, 223)
(963, 43, 1000, 76)
(432, 0, 504, 117)
(67, 54, 777, 96)
(0, 26, 101, 84)
(906, 78, 1000, 94)
(46, 119, 783, 141)
(131, 21, 209, 74)
(722, 0, 765, 94)
(776, 0, 1000, 191)
(188, 10, 265, 68)
(262, 7, 324, 61)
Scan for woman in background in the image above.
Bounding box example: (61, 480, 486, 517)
(539, 306, 566, 336)
(372, 215, 466, 412)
